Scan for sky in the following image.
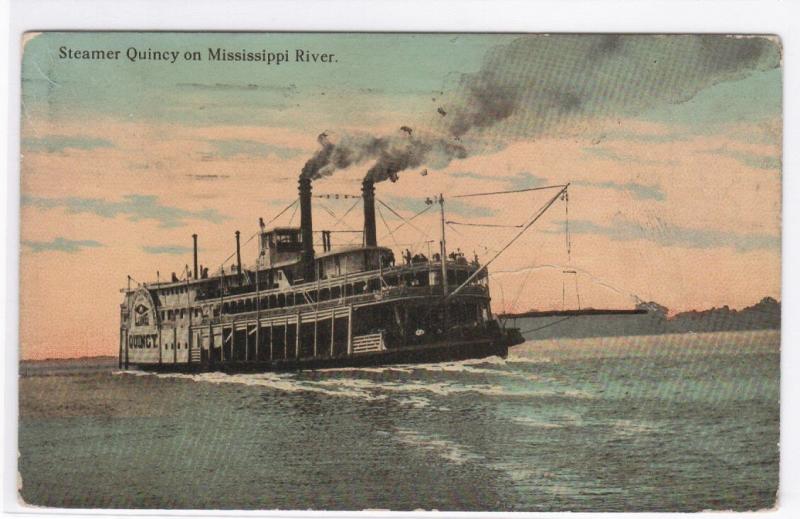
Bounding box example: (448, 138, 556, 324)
(19, 33, 782, 359)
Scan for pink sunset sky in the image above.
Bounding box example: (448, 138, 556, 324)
(19, 33, 782, 359)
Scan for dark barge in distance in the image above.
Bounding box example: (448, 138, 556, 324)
(119, 176, 536, 372)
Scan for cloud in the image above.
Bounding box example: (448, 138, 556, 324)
(697, 146, 781, 171)
(581, 146, 678, 166)
(142, 245, 195, 255)
(641, 67, 782, 130)
(177, 82, 299, 94)
(207, 139, 305, 160)
(22, 237, 103, 254)
(451, 170, 548, 191)
(563, 218, 778, 252)
(22, 194, 229, 228)
(574, 180, 666, 201)
(22, 135, 113, 153)
(594, 129, 692, 144)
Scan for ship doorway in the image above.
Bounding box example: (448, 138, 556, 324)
(333, 316, 349, 356)
(233, 328, 247, 361)
(271, 322, 287, 360)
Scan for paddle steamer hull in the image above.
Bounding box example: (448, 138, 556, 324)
(119, 177, 524, 372)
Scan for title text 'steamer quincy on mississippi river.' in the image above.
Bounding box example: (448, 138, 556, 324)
(59, 46, 335, 65)
(119, 171, 538, 372)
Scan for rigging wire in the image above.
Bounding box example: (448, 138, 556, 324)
(383, 204, 433, 237)
(377, 198, 431, 241)
(377, 204, 401, 250)
(329, 198, 362, 231)
(373, 203, 435, 252)
(491, 263, 643, 306)
(263, 199, 298, 229)
(318, 202, 338, 219)
(447, 185, 569, 300)
(517, 315, 575, 335)
(143, 198, 297, 290)
(446, 221, 524, 228)
(564, 190, 571, 262)
(287, 201, 300, 226)
(452, 184, 568, 199)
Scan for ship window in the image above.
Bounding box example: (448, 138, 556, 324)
(331, 286, 341, 299)
(320, 288, 330, 301)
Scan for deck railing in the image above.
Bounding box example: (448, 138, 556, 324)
(352, 332, 385, 353)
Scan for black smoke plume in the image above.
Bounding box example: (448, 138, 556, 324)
(301, 35, 780, 182)
(301, 130, 466, 183)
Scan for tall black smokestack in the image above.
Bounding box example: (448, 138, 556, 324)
(299, 177, 315, 280)
(192, 234, 198, 280)
(235, 230, 242, 277)
(362, 179, 377, 247)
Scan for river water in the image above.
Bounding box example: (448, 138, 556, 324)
(18, 330, 779, 511)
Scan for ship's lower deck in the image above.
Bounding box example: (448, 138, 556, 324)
(121, 292, 506, 372)
(129, 336, 510, 373)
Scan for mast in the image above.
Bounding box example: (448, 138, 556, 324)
(255, 232, 261, 362)
(439, 193, 449, 334)
(439, 194, 448, 296)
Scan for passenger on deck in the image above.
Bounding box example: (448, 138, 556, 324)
(381, 250, 395, 269)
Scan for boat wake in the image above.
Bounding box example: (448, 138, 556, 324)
(387, 427, 483, 465)
(115, 354, 594, 404)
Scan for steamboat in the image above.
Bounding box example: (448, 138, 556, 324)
(118, 176, 568, 372)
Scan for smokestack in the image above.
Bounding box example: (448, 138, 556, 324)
(192, 234, 198, 280)
(362, 179, 377, 247)
(235, 230, 242, 277)
(299, 177, 315, 280)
